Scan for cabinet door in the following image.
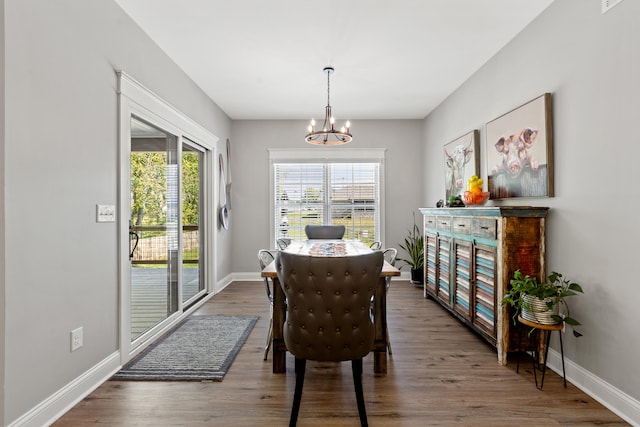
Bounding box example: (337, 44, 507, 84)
(452, 239, 472, 319)
(436, 235, 451, 306)
(424, 232, 438, 298)
(472, 242, 497, 339)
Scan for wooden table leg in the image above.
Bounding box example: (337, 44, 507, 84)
(373, 276, 387, 374)
(272, 276, 286, 373)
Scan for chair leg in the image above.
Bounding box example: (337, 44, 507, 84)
(263, 309, 273, 360)
(385, 328, 392, 355)
(352, 358, 368, 427)
(385, 280, 392, 355)
(289, 358, 306, 427)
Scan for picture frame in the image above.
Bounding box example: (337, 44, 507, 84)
(443, 130, 480, 200)
(485, 93, 553, 199)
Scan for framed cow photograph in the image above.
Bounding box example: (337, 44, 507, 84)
(486, 93, 554, 199)
(443, 130, 479, 200)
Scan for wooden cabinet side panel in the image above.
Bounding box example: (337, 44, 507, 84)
(502, 217, 545, 279)
(497, 217, 546, 359)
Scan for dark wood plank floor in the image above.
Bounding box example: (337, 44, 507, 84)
(54, 280, 628, 426)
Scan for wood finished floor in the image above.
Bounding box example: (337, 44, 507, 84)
(54, 281, 628, 426)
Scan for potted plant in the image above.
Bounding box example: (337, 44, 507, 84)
(397, 217, 424, 285)
(501, 270, 584, 337)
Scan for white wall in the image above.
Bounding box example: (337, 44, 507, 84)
(230, 119, 423, 274)
(422, 0, 639, 419)
(3, 0, 231, 424)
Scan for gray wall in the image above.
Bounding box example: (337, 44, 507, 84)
(230, 119, 423, 273)
(3, 0, 231, 424)
(423, 0, 639, 409)
(0, 0, 5, 423)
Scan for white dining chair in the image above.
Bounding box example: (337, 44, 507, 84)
(257, 249, 276, 360)
(382, 247, 397, 355)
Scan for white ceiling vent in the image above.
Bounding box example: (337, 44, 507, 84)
(602, 0, 624, 14)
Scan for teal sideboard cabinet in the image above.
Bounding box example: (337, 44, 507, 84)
(419, 206, 548, 365)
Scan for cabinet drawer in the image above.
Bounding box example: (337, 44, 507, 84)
(472, 218, 497, 239)
(452, 217, 471, 235)
(424, 215, 436, 230)
(436, 216, 452, 232)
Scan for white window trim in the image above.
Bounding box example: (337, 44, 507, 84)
(268, 148, 386, 248)
(269, 147, 386, 162)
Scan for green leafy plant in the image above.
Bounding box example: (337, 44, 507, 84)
(501, 270, 585, 337)
(397, 216, 424, 270)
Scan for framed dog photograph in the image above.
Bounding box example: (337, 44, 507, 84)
(485, 93, 553, 199)
(443, 130, 479, 200)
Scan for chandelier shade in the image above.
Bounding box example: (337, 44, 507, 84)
(305, 67, 352, 145)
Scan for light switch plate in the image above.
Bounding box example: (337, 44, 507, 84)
(602, 0, 624, 13)
(96, 204, 116, 222)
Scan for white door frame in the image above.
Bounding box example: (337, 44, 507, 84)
(117, 71, 218, 362)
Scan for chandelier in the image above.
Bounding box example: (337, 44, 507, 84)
(305, 67, 352, 145)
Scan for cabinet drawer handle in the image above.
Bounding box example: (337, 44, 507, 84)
(481, 226, 489, 230)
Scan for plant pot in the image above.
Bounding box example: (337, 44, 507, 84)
(410, 267, 424, 286)
(521, 294, 559, 325)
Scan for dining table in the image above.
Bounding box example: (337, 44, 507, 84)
(260, 239, 401, 374)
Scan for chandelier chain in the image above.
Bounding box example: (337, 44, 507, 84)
(326, 70, 331, 107)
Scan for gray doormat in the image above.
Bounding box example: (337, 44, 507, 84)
(112, 315, 258, 381)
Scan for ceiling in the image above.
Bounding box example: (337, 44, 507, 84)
(114, 0, 554, 121)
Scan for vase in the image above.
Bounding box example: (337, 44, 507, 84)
(410, 267, 424, 285)
(521, 294, 559, 325)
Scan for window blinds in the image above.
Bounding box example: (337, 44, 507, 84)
(273, 162, 380, 244)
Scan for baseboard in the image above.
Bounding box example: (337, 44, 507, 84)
(232, 272, 263, 282)
(545, 348, 639, 425)
(8, 351, 121, 427)
(399, 271, 411, 281)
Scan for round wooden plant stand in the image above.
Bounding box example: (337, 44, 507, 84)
(516, 315, 566, 390)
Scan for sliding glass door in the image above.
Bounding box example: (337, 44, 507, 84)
(128, 117, 207, 343)
(181, 140, 205, 306)
(129, 117, 180, 341)
(118, 71, 217, 361)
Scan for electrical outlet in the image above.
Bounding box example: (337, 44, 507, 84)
(71, 327, 83, 352)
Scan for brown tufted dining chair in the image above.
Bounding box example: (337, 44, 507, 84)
(276, 250, 384, 427)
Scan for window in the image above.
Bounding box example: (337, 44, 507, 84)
(270, 149, 385, 246)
